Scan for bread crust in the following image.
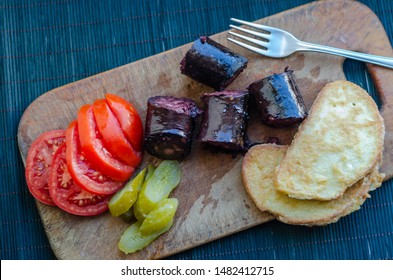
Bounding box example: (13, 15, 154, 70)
(274, 80, 385, 201)
(242, 144, 384, 226)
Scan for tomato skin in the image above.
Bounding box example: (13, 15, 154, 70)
(25, 130, 66, 206)
(49, 143, 110, 216)
(77, 104, 133, 181)
(93, 99, 142, 167)
(66, 120, 130, 195)
(105, 93, 143, 151)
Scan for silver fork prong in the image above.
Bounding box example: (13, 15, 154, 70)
(229, 24, 270, 41)
(227, 38, 268, 56)
(230, 18, 275, 33)
(228, 31, 269, 49)
(228, 18, 393, 68)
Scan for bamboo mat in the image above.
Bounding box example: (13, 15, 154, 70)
(1, 0, 392, 259)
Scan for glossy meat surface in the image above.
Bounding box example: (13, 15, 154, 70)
(180, 36, 248, 91)
(248, 70, 307, 127)
(144, 96, 201, 160)
(198, 90, 249, 151)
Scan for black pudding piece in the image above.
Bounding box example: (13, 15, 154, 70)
(198, 90, 249, 152)
(180, 36, 248, 91)
(144, 96, 202, 160)
(248, 69, 307, 127)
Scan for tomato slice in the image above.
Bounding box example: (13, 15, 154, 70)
(66, 120, 130, 195)
(25, 130, 66, 206)
(77, 104, 135, 181)
(93, 98, 142, 167)
(49, 143, 110, 216)
(105, 93, 143, 151)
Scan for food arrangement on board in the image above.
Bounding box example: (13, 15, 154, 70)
(23, 33, 386, 255)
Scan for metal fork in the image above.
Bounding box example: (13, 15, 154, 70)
(228, 18, 393, 69)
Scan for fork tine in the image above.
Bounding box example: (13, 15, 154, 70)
(228, 31, 269, 49)
(227, 38, 268, 56)
(230, 18, 275, 33)
(229, 24, 270, 40)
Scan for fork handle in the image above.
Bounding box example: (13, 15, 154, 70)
(297, 41, 393, 69)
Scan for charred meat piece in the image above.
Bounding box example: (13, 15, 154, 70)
(180, 36, 248, 91)
(144, 96, 202, 160)
(198, 90, 249, 152)
(248, 69, 307, 127)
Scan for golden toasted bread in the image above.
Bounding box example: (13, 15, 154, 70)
(274, 80, 384, 201)
(242, 144, 384, 226)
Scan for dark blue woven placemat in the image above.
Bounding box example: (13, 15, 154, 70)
(1, 0, 392, 260)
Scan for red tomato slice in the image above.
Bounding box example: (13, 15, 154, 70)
(66, 120, 130, 195)
(49, 143, 110, 216)
(77, 104, 133, 181)
(105, 93, 143, 151)
(93, 98, 142, 167)
(25, 130, 66, 206)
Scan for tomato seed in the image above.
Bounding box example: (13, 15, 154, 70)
(68, 193, 106, 207)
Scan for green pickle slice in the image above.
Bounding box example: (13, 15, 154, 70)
(135, 160, 181, 220)
(140, 198, 178, 235)
(145, 163, 156, 181)
(133, 164, 156, 221)
(108, 167, 147, 217)
(117, 161, 181, 254)
(118, 219, 173, 254)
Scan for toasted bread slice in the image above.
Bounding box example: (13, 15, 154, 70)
(274, 80, 384, 200)
(242, 144, 384, 226)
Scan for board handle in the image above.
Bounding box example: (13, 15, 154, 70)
(350, 0, 393, 180)
(367, 65, 393, 179)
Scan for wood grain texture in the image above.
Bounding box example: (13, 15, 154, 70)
(17, 0, 393, 259)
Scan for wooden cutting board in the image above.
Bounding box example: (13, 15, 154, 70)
(17, 0, 393, 259)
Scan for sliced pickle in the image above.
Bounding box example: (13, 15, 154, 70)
(108, 167, 147, 217)
(135, 160, 181, 220)
(140, 198, 178, 235)
(118, 219, 173, 254)
(133, 164, 156, 221)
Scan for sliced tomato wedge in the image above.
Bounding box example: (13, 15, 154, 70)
(25, 130, 66, 206)
(93, 98, 142, 167)
(77, 104, 134, 181)
(105, 93, 143, 151)
(49, 143, 110, 216)
(66, 120, 130, 195)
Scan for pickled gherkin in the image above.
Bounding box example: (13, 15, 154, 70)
(140, 198, 178, 235)
(133, 196, 146, 221)
(118, 219, 173, 254)
(108, 167, 147, 217)
(145, 163, 156, 181)
(135, 160, 181, 220)
(117, 160, 181, 254)
(133, 164, 156, 221)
